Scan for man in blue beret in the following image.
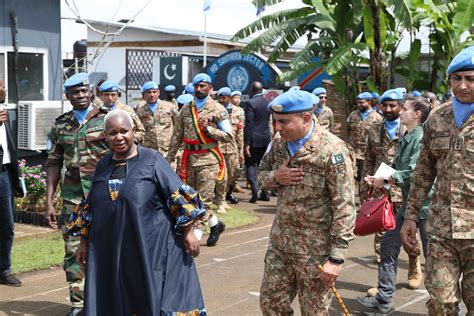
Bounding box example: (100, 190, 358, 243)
(214, 87, 245, 211)
(258, 89, 356, 315)
(164, 84, 178, 107)
(167, 73, 233, 247)
(311, 87, 335, 131)
(45, 72, 110, 316)
(184, 82, 195, 95)
(400, 46, 474, 315)
(347, 91, 383, 182)
(135, 81, 178, 158)
(98, 80, 145, 144)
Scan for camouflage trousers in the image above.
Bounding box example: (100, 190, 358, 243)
(215, 153, 239, 202)
(61, 203, 85, 308)
(425, 235, 473, 316)
(260, 246, 333, 316)
(187, 163, 219, 230)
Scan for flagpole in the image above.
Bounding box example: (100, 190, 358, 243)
(204, 13, 207, 67)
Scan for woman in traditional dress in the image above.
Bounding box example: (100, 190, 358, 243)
(67, 109, 206, 316)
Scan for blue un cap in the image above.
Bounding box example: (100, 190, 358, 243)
(312, 87, 326, 95)
(217, 87, 232, 97)
(184, 83, 195, 94)
(268, 90, 315, 114)
(380, 89, 404, 104)
(410, 90, 422, 97)
(99, 80, 118, 92)
(64, 73, 89, 91)
(141, 81, 159, 93)
(231, 91, 242, 97)
(357, 92, 373, 100)
(371, 92, 380, 99)
(164, 84, 176, 92)
(447, 46, 474, 74)
(192, 73, 212, 86)
(177, 93, 194, 105)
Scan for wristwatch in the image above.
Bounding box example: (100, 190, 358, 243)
(328, 257, 344, 265)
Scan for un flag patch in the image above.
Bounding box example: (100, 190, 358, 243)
(331, 153, 344, 165)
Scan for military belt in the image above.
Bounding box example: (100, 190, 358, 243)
(184, 142, 218, 151)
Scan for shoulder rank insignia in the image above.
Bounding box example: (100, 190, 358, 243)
(331, 153, 345, 165)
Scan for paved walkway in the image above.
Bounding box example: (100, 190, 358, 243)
(0, 190, 442, 315)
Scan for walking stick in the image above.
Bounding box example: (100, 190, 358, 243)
(319, 265, 350, 316)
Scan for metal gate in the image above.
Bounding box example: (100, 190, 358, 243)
(125, 49, 181, 90)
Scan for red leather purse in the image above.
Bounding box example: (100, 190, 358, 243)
(354, 188, 396, 236)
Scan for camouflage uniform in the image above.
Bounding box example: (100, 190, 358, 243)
(46, 105, 110, 307)
(113, 102, 146, 144)
(347, 110, 383, 180)
(314, 105, 334, 130)
(404, 102, 473, 315)
(167, 98, 233, 226)
(215, 104, 244, 202)
(135, 100, 177, 157)
(257, 121, 356, 315)
(361, 119, 406, 262)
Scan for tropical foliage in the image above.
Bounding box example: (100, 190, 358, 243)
(233, 0, 474, 108)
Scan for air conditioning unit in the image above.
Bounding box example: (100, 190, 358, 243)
(17, 101, 64, 151)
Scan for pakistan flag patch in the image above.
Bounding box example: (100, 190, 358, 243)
(331, 153, 344, 165)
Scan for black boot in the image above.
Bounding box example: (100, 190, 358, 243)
(207, 221, 226, 247)
(226, 186, 239, 204)
(258, 190, 270, 201)
(66, 307, 83, 316)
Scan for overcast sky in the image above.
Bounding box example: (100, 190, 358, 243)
(60, 0, 304, 53)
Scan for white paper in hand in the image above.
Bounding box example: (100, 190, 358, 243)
(374, 162, 397, 189)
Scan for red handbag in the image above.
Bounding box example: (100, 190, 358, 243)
(354, 188, 396, 236)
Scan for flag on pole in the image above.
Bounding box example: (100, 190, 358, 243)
(256, 5, 266, 17)
(203, 0, 212, 14)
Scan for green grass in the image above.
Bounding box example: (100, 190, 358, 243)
(206, 206, 260, 232)
(11, 232, 64, 274)
(10, 207, 259, 274)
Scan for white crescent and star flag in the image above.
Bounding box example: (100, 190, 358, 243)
(203, 0, 212, 14)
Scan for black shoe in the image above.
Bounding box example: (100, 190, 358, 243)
(0, 273, 22, 287)
(207, 221, 226, 247)
(249, 195, 258, 203)
(258, 193, 270, 202)
(67, 307, 83, 316)
(226, 193, 239, 204)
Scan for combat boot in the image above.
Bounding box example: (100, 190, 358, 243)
(207, 221, 226, 247)
(226, 186, 239, 204)
(407, 255, 422, 289)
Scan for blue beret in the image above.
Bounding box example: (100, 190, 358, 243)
(289, 86, 300, 91)
(64, 73, 89, 91)
(312, 87, 326, 95)
(192, 73, 212, 86)
(217, 87, 231, 97)
(447, 46, 474, 74)
(177, 93, 194, 105)
(141, 81, 159, 93)
(357, 92, 373, 100)
(371, 92, 379, 99)
(99, 80, 118, 92)
(380, 89, 404, 103)
(164, 85, 176, 92)
(410, 90, 422, 97)
(268, 90, 314, 114)
(395, 87, 407, 95)
(231, 90, 242, 97)
(184, 83, 195, 94)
